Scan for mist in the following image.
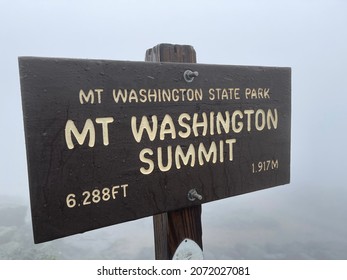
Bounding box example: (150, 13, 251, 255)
(1, 0, 347, 259)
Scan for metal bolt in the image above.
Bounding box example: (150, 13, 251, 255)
(188, 189, 203, 201)
(184, 70, 199, 83)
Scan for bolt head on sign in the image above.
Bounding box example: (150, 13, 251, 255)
(18, 56, 291, 243)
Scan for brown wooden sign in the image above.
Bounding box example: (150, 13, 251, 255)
(19, 57, 291, 243)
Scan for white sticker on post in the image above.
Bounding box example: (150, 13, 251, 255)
(172, 238, 203, 260)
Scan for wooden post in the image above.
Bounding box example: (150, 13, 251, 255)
(145, 44, 203, 260)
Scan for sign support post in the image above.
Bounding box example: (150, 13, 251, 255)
(145, 44, 203, 260)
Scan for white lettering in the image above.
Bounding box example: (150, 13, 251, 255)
(65, 119, 95, 149)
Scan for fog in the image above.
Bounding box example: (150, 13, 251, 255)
(1, 0, 347, 259)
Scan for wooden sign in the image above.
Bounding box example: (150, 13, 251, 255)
(19, 57, 291, 243)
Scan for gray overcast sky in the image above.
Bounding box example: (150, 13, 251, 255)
(1, 0, 347, 259)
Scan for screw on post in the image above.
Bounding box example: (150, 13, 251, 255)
(184, 70, 199, 83)
(187, 189, 203, 201)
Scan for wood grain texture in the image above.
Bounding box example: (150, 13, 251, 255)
(146, 44, 203, 260)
